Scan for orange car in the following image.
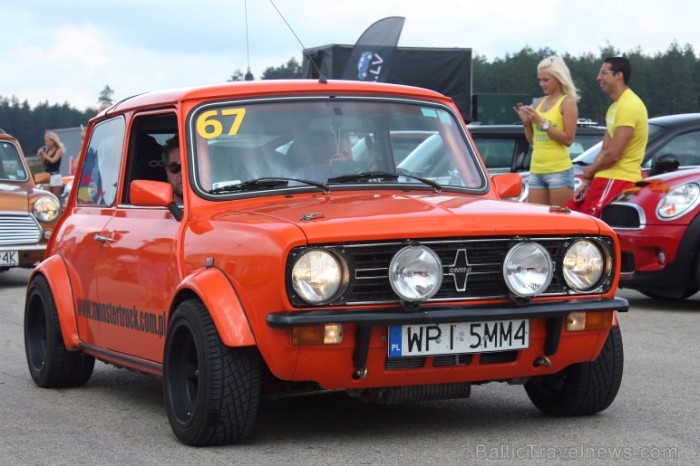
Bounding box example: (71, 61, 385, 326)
(24, 80, 628, 446)
(0, 130, 61, 270)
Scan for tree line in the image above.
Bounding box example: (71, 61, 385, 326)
(2, 42, 698, 153)
(473, 42, 700, 122)
(0, 85, 114, 155)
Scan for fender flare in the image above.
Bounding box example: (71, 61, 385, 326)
(177, 267, 256, 347)
(29, 255, 81, 350)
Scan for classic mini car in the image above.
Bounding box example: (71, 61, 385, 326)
(24, 80, 628, 446)
(601, 167, 700, 299)
(468, 123, 606, 201)
(0, 130, 61, 271)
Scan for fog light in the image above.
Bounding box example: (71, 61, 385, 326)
(567, 311, 613, 331)
(291, 324, 343, 346)
(43, 230, 53, 240)
(657, 250, 666, 265)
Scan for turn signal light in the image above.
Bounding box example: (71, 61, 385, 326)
(291, 324, 343, 346)
(566, 311, 613, 331)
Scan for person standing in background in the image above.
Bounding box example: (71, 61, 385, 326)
(565, 56, 648, 217)
(37, 131, 64, 198)
(514, 55, 579, 207)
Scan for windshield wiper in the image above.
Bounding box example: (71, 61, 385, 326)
(328, 170, 442, 193)
(327, 171, 399, 183)
(209, 177, 330, 194)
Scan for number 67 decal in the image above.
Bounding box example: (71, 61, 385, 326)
(196, 108, 246, 139)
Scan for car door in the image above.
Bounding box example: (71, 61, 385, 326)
(93, 113, 181, 363)
(62, 116, 125, 346)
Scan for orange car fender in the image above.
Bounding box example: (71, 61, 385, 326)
(177, 267, 256, 347)
(30, 255, 81, 350)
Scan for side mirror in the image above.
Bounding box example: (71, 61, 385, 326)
(130, 179, 173, 207)
(491, 173, 522, 199)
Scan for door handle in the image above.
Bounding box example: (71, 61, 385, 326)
(93, 234, 115, 243)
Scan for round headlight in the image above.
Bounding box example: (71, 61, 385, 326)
(657, 182, 700, 220)
(291, 249, 345, 305)
(389, 246, 443, 302)
(503, 242, 552, 298)
(33, 195, 60, 223)
(563, 239, 605, 291)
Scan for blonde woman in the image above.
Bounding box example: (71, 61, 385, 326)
(514, 55, 579, 206)
(37, 131, 65, 198)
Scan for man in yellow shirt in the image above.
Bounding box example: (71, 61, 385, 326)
(566, 57, 648, 217)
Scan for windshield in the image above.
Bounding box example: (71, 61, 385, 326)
(0, 140, 30, 181)
(189, 98, 485, 196)
(572, 123, 665, 165)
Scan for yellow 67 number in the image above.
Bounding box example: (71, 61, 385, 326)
(196, 108, 246, 139)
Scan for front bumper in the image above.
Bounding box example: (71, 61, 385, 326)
(616, 218, 700, 295)
(1, 243, 46, 268)
(264, 297, 628, 389)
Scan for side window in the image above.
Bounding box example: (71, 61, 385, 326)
(77, 117, 125, 206)
(647, 131, 700, 168)
(123, 113, 178, 204)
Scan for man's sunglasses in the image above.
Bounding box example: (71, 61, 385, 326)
(166, 162, 181, 174)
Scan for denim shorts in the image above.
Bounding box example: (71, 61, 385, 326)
(528, 168, 575, 189)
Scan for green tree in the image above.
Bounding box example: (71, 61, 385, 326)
(98, 85, 114, 106)
(228, 70, 245, 82)
(261, 57, 303, 79)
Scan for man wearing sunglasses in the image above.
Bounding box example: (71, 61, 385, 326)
(162, 136, 183, 204)
(566, 56, 648, 217)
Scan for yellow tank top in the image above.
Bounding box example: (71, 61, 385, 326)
(530, 95, 573, 174)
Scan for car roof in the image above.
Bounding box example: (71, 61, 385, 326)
(647, 113, 700, 128)
(103, 79, 454, 115)
(468, 123, 606, 135)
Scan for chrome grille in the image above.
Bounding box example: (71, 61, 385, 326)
(0, 214, 42, 246)
(289, 237, 593, 306)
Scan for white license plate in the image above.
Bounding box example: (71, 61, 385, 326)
(0, 250, 19, 267)
(388, 319, 529, 357)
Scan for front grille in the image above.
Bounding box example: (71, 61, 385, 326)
(0, 214, 41, 246)
(601, 204, 642, 228)
(338, 238, 569, 304)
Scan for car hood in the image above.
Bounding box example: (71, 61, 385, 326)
(223, 191, 605, 243)
(0, 183, 31, 211)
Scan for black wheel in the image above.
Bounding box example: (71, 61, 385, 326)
(525, 325, 623, 416)
(163, 299, 261, 446)
(638, 288, 697, 300)
(24, 275, 95, 388)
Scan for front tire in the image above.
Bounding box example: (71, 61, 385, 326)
(525, 325, 623, 416)
(24, 275, 95, 388)
(163, 299, 261, 446)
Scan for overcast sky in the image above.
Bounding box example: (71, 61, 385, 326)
(2, 0, 698, 110)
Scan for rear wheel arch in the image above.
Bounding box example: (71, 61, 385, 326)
(29, 255, 80, 349)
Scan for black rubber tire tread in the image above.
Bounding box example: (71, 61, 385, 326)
(524, 325, 623, 416)
(163, 299, 261, 446)
(638, 288, 697, 300)
(24, 275, 95, 388)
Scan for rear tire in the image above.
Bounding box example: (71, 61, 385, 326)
(525, 325, 623, 416)
(163, 299, 260, 446)
(24, 275, 95, 388)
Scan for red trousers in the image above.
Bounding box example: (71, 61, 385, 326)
(563, 178, 635, 218)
